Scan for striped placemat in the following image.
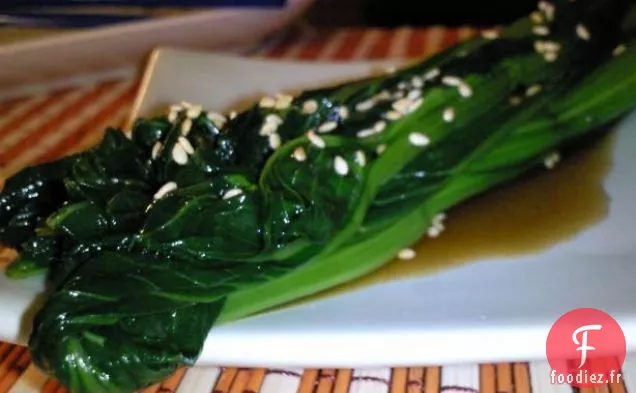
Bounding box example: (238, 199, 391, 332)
(1, 25, 631, 393)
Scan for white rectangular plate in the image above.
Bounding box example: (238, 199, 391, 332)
(2, 47, 635, 369)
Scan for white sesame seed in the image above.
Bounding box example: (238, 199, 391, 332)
(544, 51, 558, 62)
(338, 106, 349, 120)
(207, 112, 227, 128)
(151, 142, 162, 159)
(481, 29, 499, 40)
(534, 41, 546, 53)
(222, 188, 243, 200)
(538, 1, 555, 20)
(307, 131, 326, 148)
(275, 94, 294, 110)
(393, 91, 406, 99)
(302, 100, 319, 114)
(376, 144, 387, 154)
(268, 133, 281, 149)
(407, 89, 422, 101)
(509, 96, 523, 106)
(442, 76, 462, 87)
(543, 41, 561, 51)
(168, 110, 178, 123)
(355, 150, 366, 167)
(530, 11, 544, 23)
(356, 128, 377, 138)
(334, 156, 349, 176)
(186, 105, 202, 119)
(410, 98, 424, 112)
(169, 104, 183, 113)
(443, 107, 455, 123)
(384, 66, 397, 74)
(355, 100, 375, 112)
(177, 136, 195, 155)
(398, 248, 416, 260)
(398, 82, 408, 90)
(533, 26, 550, 36)
(259, 97, 276, 108)
(433, 213, 447, 226)
(424, 68, 441, 80)
(576, 24, 591, 41)
(180, 118, 193, 136)
(153, 181, 178, 200)
(409, 132, 431, 147)
(374, 121, 387, 133)
(171, 144, 189, 165)
(427, 226, 442, 238)
(293, 146, 307, 162)
(544, 151, 560, 169)
(613, 44, 626, 56)
(259, 122, 278, 136)
(265, 114, 284, 125)
(318, 121, 338, 133)
(229, 111, 238, 119)
(458, 83, 473, 98)
(393, 98, 413, 114)
(179, 101, 193, 109)
(526, 84, 542, 97)
(385, 111, 403, 121)
(411, 76, 424, 88)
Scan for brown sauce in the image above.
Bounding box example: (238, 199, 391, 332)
(298, 131, 616, 304)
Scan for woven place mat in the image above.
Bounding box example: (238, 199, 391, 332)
(1, 25, 632, 393)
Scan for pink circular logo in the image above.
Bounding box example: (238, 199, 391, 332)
(546, 308, 626, 388)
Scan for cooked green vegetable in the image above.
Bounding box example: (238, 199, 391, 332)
(2, 0, 636, 391)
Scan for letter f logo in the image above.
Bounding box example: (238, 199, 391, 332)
(573, 324, 603, 368)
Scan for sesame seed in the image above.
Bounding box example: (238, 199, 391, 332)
(532, 26, 550, 36)
(151, 142, 162, 159)
(177, 136, 195, 155)
(576, 24, 591, 41)
(442, 76, 462, 87)
(318, 121, 338, 133)
(259, 97, 276, 108)
(613, 44, 626, 56)
(293, 146, 307, 162)
(356, 100, 375, 112)
(385, 111, 403, 121)
(153, 181, 178, 200)
(268, 133, 281, 149)
(393, 91, 405, 99)
(168, 110, 178, 123)
(207, 112, 227, 128)
(538, 1, 555, 20)
(179, 101, 193, 109)
(393, 98, 413, 114)
(407, 89, 422, 101)
(180, 118, 193, 136)
(543, 41, 561, 51)
(171, 144, 189, 165)
(169, 104, 183, 113)
(259, 122, 278, 136)
(409, 132, 431, 147)
(398, 82, 408, 90)
(443, 107, 455, 123)
(229, 111, 238, 119)
(307, 131, 326, 148)
(509, 96, 523, 106)
(410, 98, 424, 112)
(334, 156, 349, 176)
(374, 121, 387, 133)
(356, 128, 377, 138)
(412, 76, 424, 88)
(375, 90, 392, 101)
(427, 226, 442, 238)
(222, 188, 243, 200)
(302, 100, 319, 114)
(530, 11, 544, 23)
(544, 152, 560, 169)
(355, 150, 366, 167)
(424, 68, 441, 80)
(265, 114, 284, 125)
(481, 30, 499, 40)
(398, 248, 416, 260)
(544, 52, 558, 62)
(433, 213, 447, 226)
(338, 106, 349, 120)
(275, 94, 294, 109)
(458, 83, 473, 98)
(376, 144, 387, 154)
(526, 84, 542, 97)
(534, 41, 546, 53)
(186, 105, 202, 119)
(384, 66, 397, 74)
